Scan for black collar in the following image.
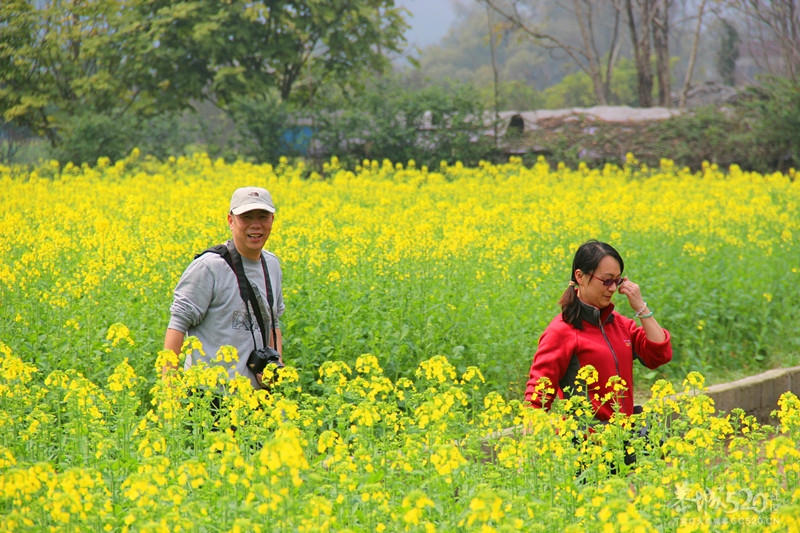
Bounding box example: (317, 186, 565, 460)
(577, 299, 615, 326)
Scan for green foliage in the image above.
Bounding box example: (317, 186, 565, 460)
(131, 0, 408, 106)
(541, 58, 661, 109)
(0, 0, 408, 166)
(49, 113, 136, 167)
(649, 77, 800, 173)
(488, 79, 543, 111)
(715, 19, 740, 87)
(653, 106, 743, 169)
(228, 94, 309, 164)
(313, 77, 496, 169)
(0, 138, 47, 167)
(0, 0, 142, 146)
(0, 0, 201, 164)
(0, 122, 35, 164)
(608, 57, 647, 106)
(737, 76, 800, 172)
(509, 95, 798, 174)
(45, 111, 196, 167)
(136, 114, 199, 162)
(542, 71, 598, 109)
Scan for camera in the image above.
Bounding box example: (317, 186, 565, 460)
(247, 346, 284, 374)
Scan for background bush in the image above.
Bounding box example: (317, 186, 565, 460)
(512, 77, 800, 173)
(5, 75, 798, 175)
(313, 77, 496, 169)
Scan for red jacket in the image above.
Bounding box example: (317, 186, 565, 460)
(525, 301, 672, 421)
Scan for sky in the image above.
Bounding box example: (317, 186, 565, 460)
(396, 0, 460, 49)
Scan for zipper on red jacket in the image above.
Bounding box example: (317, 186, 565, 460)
(598, 316, 620, 376)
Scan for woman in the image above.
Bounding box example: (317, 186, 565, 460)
(525, 240, 672, 421)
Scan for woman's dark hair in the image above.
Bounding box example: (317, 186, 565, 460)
(559, 240, 624, 329)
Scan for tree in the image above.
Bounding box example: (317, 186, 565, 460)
(486, 4, 502, 145)
(478, 0, 675, 108)
(651, 0, 672, 105)
(623, 0, 654, 107)
(620, 0, 674, 107)
(739, 76, 800, 171)
(733, 0, 800, 82)
(132, 0, 409, 108)
(478, 0, 623, 105)
(0, 0, 160, 149)
(541, 56, 647, 107)
(413, 3, 552, 95)
(679, 0, 709, 110)
(314, 76, 494, 168)
(0, 0, 408, 164)
(715, 18, 740, 86)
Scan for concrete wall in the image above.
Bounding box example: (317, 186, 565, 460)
(702, 366, 800, 425)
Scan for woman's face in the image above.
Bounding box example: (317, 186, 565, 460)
(575, 255, 622, 309)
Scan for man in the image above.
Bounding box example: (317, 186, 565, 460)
(163, 186, 285, 389)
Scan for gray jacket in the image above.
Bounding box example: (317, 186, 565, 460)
(168, 246, 284, 389)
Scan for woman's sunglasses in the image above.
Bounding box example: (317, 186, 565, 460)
(591, 274, 624, 288)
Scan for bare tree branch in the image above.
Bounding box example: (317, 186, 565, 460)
(736, 0, 800, 81)
(479, 0, 616, 104)
(679, 0, 707, 110)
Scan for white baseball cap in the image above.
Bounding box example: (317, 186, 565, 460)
(229, 186, 276, 215)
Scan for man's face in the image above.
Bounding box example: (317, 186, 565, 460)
(228, 209, 274, 260)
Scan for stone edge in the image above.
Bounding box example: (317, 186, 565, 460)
(702, 365, 800, 425)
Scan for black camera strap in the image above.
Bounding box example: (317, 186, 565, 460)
(225, 241, 277, 353)
(195, 241, 277, 353)
(195, 240, 279, 363)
